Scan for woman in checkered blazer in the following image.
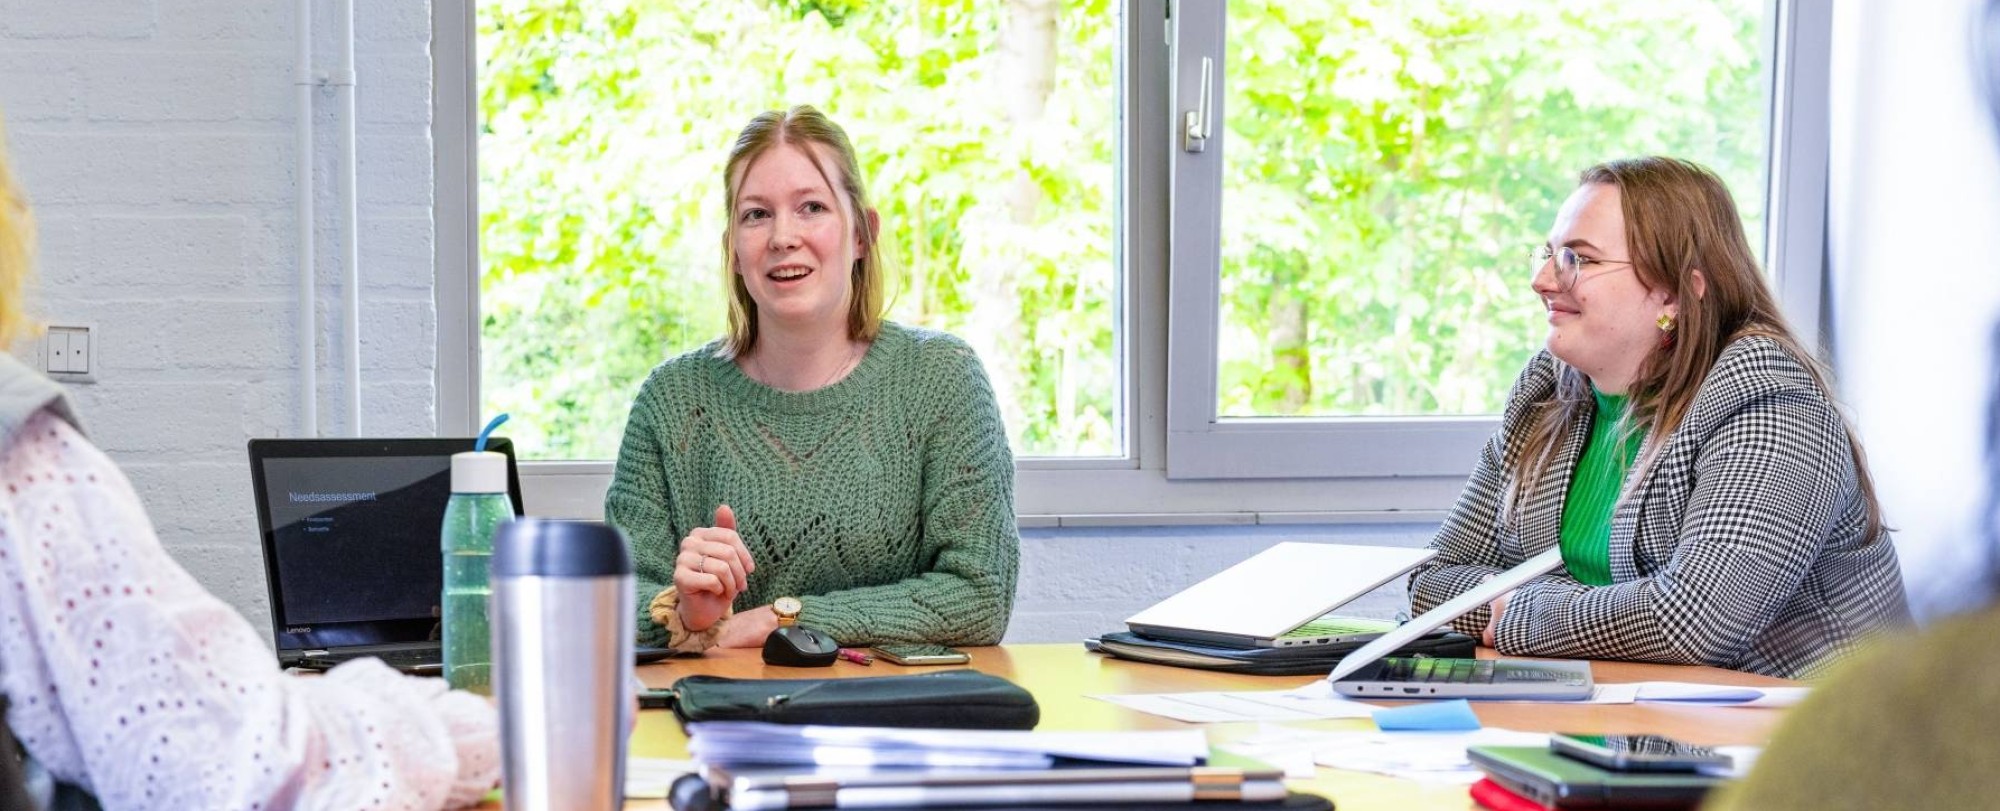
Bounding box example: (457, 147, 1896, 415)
(1409, 157, 1910, 680)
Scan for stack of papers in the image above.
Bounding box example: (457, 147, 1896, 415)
(682, 723, 1286, 811)
(706, 763, 1289, 811)
(686, 721, 1212, 768)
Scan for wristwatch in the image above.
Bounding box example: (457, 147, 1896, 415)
(773, 596, 803, 627)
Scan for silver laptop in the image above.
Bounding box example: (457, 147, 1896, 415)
(1124, 543, 1438, 649)
(1327, 546, 1595, 700)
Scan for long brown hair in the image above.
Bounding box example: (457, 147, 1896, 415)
(718, 105, 885, 358)
(1506, 157, 1885, 541)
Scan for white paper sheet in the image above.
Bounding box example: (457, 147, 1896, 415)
(1220, 726, 1551, 784)
(1312, 728, 1552, 783)
(1214, 724, 1346, 779)
(625, 757, 700, 799)
(1090, 680, 1377, 724)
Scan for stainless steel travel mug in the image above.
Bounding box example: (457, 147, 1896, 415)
(491, 518, 635, 811)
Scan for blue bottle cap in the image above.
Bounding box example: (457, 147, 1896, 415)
(492, 518, 632, 578)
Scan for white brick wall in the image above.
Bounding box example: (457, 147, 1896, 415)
(0, 0, 436, 631)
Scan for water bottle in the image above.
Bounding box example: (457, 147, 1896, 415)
(441, 445, 514, 693)
(492, 518, 635, 811)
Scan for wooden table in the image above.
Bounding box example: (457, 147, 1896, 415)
(608, 644, 1797, 810)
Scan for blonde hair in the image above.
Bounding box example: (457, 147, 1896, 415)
(718, 105, 884, 358)
(1507, 157, 1885, 541)
(0, 115, 34, 350)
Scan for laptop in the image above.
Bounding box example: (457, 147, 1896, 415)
(248, 437, 670, 674)
(1326, 546, 1595, 700)
(1124, 543, 1438, 649)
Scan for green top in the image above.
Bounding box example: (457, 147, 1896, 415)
(605, 322, 1019, 647)
(1558, 389, 1644, 586)
(1704, 605, 1990, 811)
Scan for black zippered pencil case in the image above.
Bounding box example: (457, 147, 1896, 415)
(663, 669, 1040, 730)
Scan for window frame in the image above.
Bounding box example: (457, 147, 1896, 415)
(1161, 0, 1823, 481)
(432, 0, 1828, 521)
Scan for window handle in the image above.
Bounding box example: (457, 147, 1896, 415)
(1183, 56, 1213, 153)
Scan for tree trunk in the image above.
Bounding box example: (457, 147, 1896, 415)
(968, 0, 1057, 449)
(1271, 281, 1311, 414)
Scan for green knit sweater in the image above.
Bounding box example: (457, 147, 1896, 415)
(606, 322, 1019, 647)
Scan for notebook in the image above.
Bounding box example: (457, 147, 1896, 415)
(248, 437, 670, 674)
(1467, 745, 1722, 809)
(1325, 546, 1595, 700)
(1124, 543, 1438, 649)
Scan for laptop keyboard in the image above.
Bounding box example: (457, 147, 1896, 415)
(365, 649, 441, 667)
(1281, 617, 1391, 639)
(296, 646, 440, 671)
(1377, 657, 1498, 684)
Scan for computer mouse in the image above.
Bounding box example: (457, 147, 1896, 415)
(669, 774, 718, 811)
(762, 625, 840, 667)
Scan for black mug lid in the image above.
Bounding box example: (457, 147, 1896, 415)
(491, 518, 633, 577)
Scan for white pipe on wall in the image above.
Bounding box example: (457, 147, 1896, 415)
(295, 0, 317, 437)
(335, 0, 362, 436)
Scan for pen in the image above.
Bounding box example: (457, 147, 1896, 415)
(837, 647, 874, 666)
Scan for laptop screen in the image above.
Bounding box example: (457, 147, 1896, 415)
(248, 438, 524, 653)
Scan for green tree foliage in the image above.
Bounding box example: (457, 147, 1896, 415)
(1218, 0, 1766, 416)
(478, 0, 1764, 459)
(480, 0, 1115, 460)
(1216, 0, 1768, 415)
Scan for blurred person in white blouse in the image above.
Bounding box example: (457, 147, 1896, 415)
(0, 116, 500, 808)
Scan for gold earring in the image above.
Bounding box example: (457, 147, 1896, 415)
(1656, 312, 1677, 333)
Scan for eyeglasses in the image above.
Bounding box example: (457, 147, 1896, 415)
(1533, 245, 1634, 292)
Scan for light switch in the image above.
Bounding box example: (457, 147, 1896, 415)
(44, 329, 71, 373)
(66, 326, 88, 374)
(41, 325, 96, 382)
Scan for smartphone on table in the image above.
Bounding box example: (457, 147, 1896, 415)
(868, 643, 971, 666)
(1550, 733, 1731, 773)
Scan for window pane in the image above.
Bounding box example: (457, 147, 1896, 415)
(478, 0, 1121, 460)
(1217, 0, 1770, 418)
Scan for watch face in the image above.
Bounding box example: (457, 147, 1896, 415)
(774, 596, 802, 617)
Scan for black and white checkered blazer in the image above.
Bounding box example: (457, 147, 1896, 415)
(1410, 336, 1911, 679)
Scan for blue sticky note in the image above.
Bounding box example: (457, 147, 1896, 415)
(1372, 699, 1482, 732)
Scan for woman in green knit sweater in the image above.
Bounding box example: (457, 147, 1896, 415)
(606, 105, 1019, 652)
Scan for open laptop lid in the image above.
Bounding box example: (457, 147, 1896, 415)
(1124, 543, 1437, 647)
(248, 437, 524, 658)
(1326, 546, 1565, 682)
